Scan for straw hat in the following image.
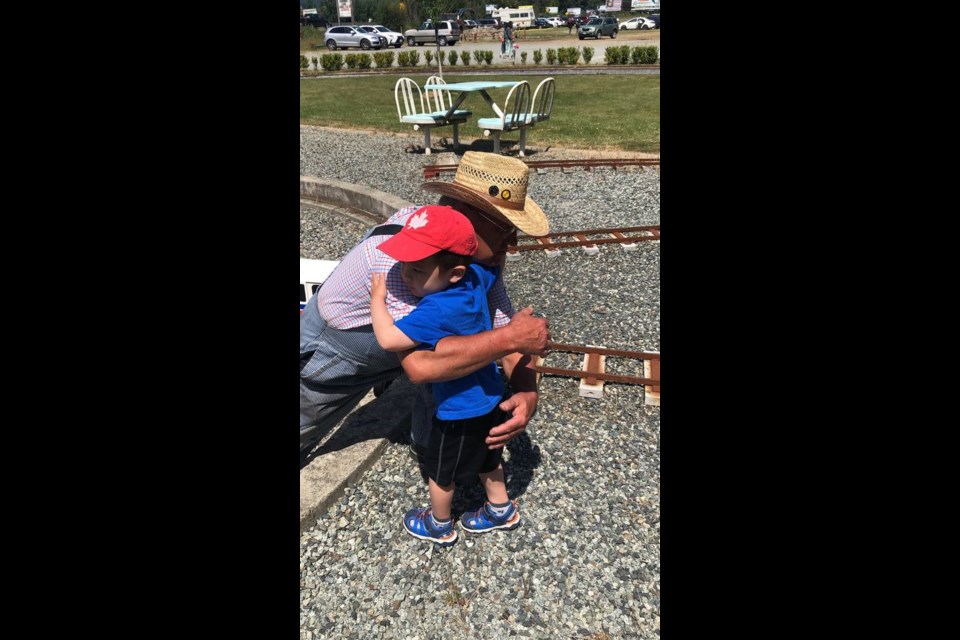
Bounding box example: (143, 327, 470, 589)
(422, 151, 549, 237)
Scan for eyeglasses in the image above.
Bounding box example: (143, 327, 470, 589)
(471, 208, 515, 237)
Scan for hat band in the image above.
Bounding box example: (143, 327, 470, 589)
(469, 188, 525, 211)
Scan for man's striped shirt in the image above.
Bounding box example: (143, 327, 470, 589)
(316, 205, 514, 330)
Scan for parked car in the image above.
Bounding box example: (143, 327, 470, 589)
(477, 18, 500, 28)
(545, 17, 565, 27)
(532, 17, 551, 28)
(358, 24, 404, 48)
(578, 16, 618, 39)
(404, 20, 461, 46)
(619, 16, 656, 30)
(461, 19, 479, 29)
(300, 14, 328, 29)
(323, 25, 387, 50)
(647, 14, 660, 28)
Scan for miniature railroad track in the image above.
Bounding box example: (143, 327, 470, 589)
(423, 157, 660, 179)
(534, 342, 660, 405)
(507, 225, 660, 256)
(299, 195, 384, 227)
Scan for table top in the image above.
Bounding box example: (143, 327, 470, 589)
(423, 81, 520, 91)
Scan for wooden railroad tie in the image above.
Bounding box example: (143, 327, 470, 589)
(533, 342, 660, 405)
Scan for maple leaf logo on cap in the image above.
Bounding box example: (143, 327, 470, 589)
(407, 211, 428, 229)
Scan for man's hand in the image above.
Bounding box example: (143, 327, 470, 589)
(486, 390, 539, 449)
(506, 307, 550, 356)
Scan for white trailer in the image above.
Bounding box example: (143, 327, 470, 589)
(493, 7, 537, 29)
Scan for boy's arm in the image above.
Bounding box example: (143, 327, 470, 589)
(370, 273, 419, 352)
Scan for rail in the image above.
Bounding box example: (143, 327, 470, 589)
(534, 342, 659, 404)
(423, 157, 660, 179)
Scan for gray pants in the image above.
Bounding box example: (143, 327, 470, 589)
(300, 294, 405, 453)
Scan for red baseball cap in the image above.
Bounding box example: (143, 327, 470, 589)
(377, 205, 478, 262)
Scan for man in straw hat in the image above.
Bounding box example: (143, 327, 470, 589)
(301, 152, 551, 462)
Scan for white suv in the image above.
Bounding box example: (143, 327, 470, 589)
(358, 25, 404, 48)
(323, 25, 386, 50)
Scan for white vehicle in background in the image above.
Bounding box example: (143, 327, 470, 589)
(492, 7, 536, 29)
(323, 25, 387, 50)
(545, 17, 565, 27)
(619, 16, 656, 30)
(359, 25, 405, 48)
(300, 259, 340, 314)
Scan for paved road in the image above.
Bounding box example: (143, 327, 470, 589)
(306, 30, 660, 68)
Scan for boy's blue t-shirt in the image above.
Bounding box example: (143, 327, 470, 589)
(395, 263, 506, 420)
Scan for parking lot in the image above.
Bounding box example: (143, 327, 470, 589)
(303, 26, 660, 67)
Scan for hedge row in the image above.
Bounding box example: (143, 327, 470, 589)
(300, 45, 659, 72)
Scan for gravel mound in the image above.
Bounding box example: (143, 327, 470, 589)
(301, 125, 660, 639)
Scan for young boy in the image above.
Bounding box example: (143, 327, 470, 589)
(370, 205, 521, 547)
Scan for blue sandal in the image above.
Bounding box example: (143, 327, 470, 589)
(460, 501, 521, 533)
(402, 507, 458, 546)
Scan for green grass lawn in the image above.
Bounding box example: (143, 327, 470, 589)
(300, 74, 659, 153)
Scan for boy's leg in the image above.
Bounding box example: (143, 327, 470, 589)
(460, 443, 520, 533)
(401, 417, 460, 546)
(479, 464, 509, 505)
(428, 478, 455, 520)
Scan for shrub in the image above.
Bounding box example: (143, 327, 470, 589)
(460, 51, 470, 65)
(321, 53, 343, 71)
(581, 47, 594, 64)
(520, 51, 527, 63)
(605, 46, 630, 65)
(647, 46, 659, 64)
(637, 46, 657, 64)
(312, 56, 319, 70)
(408, 50, 420, 66)
(473, 50, 484, 64)
(425, 50, 434, 65)
(344, 53, 358, 69)
(357, 53, 372, 69)
(483, 50, 493, 65)
(533, 49, 543, 65)
(546, 48, 557, 65)
(373, 51, 395, 68)
(300, 55, 309, 71)
(447, 50, 457, 65)
(397, 51, 410, 67)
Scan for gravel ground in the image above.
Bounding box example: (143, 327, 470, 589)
(300, 125, 660, 639)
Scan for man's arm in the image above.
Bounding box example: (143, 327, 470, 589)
(397, 306, 549, 384)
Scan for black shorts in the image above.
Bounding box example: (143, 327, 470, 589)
(417, 406, 505, 487)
